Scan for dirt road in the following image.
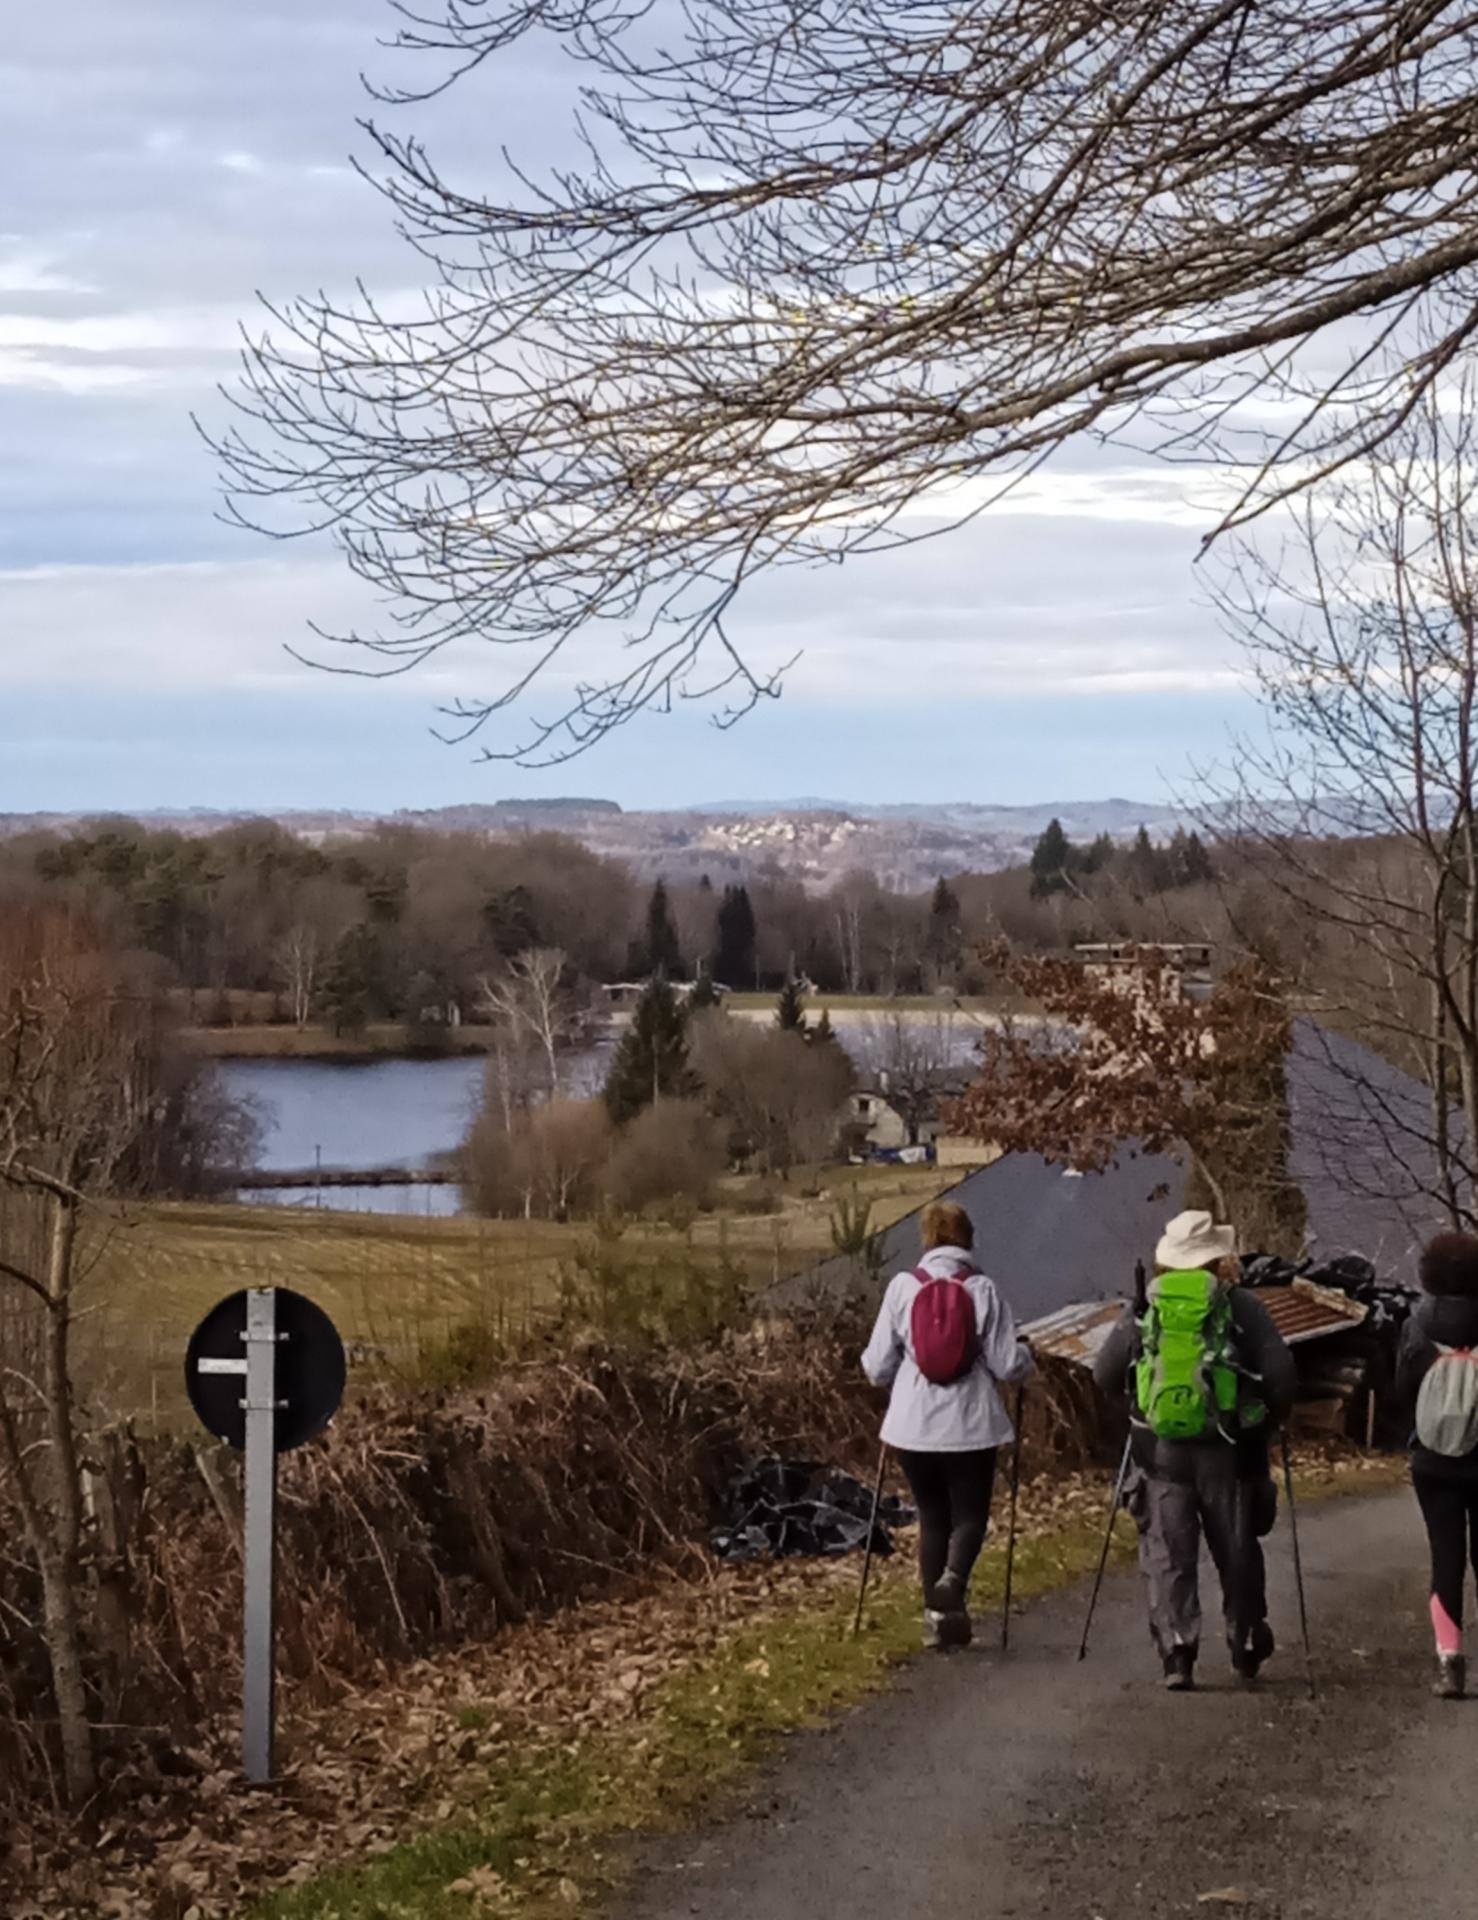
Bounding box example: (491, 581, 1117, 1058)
(615, 1490, 1463, 1920)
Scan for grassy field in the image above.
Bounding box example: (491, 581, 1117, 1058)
(73, 1161, 956, 1428)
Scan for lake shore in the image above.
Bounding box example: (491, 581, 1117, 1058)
(183, 996, 1013, 1060)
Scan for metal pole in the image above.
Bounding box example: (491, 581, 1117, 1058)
(243, 1288, 279, 1783)
(852, 1443, 889, 1639)
(1078, 1434, 1133, 1662)
(1000, 1383, 1026, 1651)
(1280, 1427, 1316, 1701)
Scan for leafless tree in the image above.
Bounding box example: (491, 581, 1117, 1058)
(0, 912, 257, 1806)
(477, 947, 591, 1099)
(465, 1095, 613, 1218)
(857, 1010, 966, 1146)
(217, 2, 1478, 760)
(1211, 368, 1478, 1230)
(273, 878, 360, 1029)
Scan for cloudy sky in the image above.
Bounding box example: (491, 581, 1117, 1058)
(1, 1, 1255, 816)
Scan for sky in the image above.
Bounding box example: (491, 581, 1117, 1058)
(0, 1, 1258, 817)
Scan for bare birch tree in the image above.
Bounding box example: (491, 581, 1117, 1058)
(216, 3, 1478, 760)
(1212, 368, 1478, 1230)
(477, 947, 591, 1099)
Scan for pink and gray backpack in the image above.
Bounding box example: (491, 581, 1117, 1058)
(910, 1267, 980, 1385)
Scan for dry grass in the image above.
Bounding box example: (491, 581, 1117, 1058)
(71, 1162, 953, 1426)
(178, 1023, 495, 1059)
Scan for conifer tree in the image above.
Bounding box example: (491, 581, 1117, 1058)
(603, 975, 695, 1125)
(926, 876, 962, 974)
(1028, 819, 1073, 899)
(642, 877, 685, 978)
(688, 968, 722, 1012)
(776, 975, 807, 1032)
(713, 884, 758, 988)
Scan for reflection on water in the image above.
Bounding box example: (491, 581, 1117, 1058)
(238, 1182, 467, 1218)
(220, 1055, 487, 1172)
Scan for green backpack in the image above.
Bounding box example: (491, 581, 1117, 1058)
(1134, 1269, 1239, 1441)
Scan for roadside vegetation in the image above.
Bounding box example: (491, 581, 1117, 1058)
(76, 1158, 952, 1427)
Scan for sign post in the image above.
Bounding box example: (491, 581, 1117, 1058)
(242, 1288, 280, 1783)
(186, 1286, 345, 1784)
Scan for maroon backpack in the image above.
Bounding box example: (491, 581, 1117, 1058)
(910, 1266, 980, 1385)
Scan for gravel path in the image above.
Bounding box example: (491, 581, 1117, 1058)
(615, 1490, 1460, 1920)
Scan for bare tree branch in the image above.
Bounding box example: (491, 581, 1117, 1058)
(213, 2, 1478, 760)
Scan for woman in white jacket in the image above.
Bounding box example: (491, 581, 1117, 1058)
(862, 1201, 1033, 1646)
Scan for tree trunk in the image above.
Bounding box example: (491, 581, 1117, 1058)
(38, 1545, 97, 1808)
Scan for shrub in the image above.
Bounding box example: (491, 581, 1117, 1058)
(465, 1097, 613, 1220)
(602, 1098, 726, 1215)
(689, 1013, 854, 1173)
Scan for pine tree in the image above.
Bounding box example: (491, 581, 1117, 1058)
(926, 875, 962, 973)
(318, 925, 375, 1036)
(643, 877, 685, 978)
(1127, 825, 1170, 896)
(1182, 830, 1214, 886)
(775, 975, 807, 1031)
(1084, 832, 1116, 874)
(1028, 819, 1073, 899)
(713, 884, 758, 987)
(810, 1006, 839, 1049)
(688, 967, 722, 1012)
(603, 975, 695, 1125)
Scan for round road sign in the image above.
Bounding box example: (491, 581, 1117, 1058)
(185, 1288, 346, 1452)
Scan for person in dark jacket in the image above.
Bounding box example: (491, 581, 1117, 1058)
(1093, 1210, 1297, 1691)
(1394, 1231, 1478, 1699)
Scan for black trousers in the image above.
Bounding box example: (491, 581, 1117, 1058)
(895, 1447, 998, 1601)
(1413, 1471, 1478, 1647)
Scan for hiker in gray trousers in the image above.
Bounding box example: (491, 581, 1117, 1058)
(1093, 1211, 1296, 1691)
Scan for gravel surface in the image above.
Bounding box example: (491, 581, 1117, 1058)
(614, 1490, 1459, 1920)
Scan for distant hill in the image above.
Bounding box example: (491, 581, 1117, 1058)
(0, 796, 1187, 892)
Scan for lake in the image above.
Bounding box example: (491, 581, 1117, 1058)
(220, 1056, 487, 1216)
(219, 1012, 987, 1215)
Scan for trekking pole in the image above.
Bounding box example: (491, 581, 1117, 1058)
(1078, 1433, 1133, 1662)
(1000, 1382, 1026, 1651)
(1078, 1259, 1148, 1663)
(852, 1442, 889, 1639)
(1280, 1426, 1316, 1701)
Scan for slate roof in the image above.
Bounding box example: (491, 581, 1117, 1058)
(796, 1019, 1450, 1324)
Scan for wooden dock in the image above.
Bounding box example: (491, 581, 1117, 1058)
(228, 1166, 456, 1191)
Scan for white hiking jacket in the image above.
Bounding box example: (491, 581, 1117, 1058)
(861, 1246, 1033, 1453)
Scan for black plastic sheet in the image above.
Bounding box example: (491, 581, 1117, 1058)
(1241, 1250, 1413, 1336)
(709, 1456, 915, 1564)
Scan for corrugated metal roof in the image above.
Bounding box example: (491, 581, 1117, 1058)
(1259, 1279, 1368, 1347)
(1022, 1280, 1367, 1371)
(1021, 1299, 1126, 1366)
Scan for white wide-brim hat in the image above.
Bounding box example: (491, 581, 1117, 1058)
(1155, 1209, 1237, 1272)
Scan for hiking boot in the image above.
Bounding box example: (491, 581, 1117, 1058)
(939, 1607, 973, 1650)
(930, 1569, 967, 1613)
(1163, 1648, 1196, 1692)
(1232, 1620, 1276, 1682)
(1434, 1653, 1467, 1700)
(923, 1607, 972, 1651)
